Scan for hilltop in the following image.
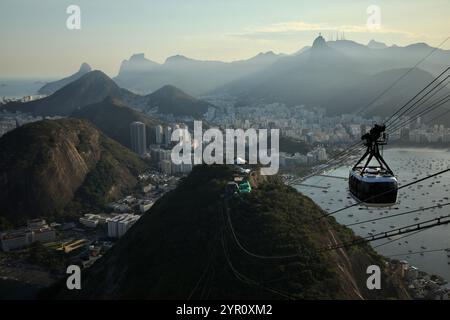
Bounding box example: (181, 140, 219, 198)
(145, 85, 213, 118)
(46, 165, 409, 299)
(38, 63, 92, 95)
(2, 71, 216, 120)
(0, 118, 148, 225)
(2, 70, 141, 117)
(114, 52, 282, 95)
(72, 96, 161, 149)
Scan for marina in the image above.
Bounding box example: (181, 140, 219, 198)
(296, 148, 450, 281)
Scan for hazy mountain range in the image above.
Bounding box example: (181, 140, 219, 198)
(6, 36, 448, 122)
(111, 37, 450, 104)
(2, 70, 213, 119)
(217, 36, 450, 119)
(114, 51, 282, 95)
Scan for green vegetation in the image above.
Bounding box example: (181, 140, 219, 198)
(72, 97, 160, 149)
(74, 158, 117, 208)
(279, 136, 312, 154)
(0, 118, 148, 225)
(0, 217, 12, 231)
(147, 85, 212, 118)
(47, 165, 406, 300)
(7, 242, 69, 272)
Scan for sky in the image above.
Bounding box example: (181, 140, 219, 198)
(0, 0, 449, 78)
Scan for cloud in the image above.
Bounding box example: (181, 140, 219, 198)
(231, 20, 420, 40)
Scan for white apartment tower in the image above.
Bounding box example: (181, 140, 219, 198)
(130, 121, 147, 155)
(163, 125, 172, 146)
(155, 125, 163, 144)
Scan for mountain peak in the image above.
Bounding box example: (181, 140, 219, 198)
(258, 51, 275, 56)
(6, 70, 124, 117)
(150, 85, 193, 101)
(156, 84, 182, 94)
(367, 39, 387, 49)
(165, 54, 193, 64)
(0, 118, 147, 223)
(79, 62, 92, 73)
(312, 33, 327, 49)
(406, 42, 432, 50)
(79, 70, 117, 85)
(116, 54, 159, 78)
(84, 69, 106, 77)
(147, 85, 212, 118)
(37, 63, 93, 95)
(129, 53, 147, 61)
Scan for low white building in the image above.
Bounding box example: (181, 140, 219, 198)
(0, 229, 33, 252)
(139, 201, 154, 213)
(142, 183, 154, 193)
(79, 214, 110, 228)
(1, 219, 56, 252)
(79, 215, 99, 228)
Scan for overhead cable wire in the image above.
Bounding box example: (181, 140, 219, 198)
(319, 167, 450, 220)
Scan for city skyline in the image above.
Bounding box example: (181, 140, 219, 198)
(1, 0, 449, 78)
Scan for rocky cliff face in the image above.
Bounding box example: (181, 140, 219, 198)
(0, 118, 147, 224)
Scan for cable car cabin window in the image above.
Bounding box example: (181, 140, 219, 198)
(367, 181, 397, 203)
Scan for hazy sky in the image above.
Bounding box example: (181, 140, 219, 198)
(1, 0, 449, 78)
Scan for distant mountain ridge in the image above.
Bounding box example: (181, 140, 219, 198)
(114, 52, 283, 95)
(2, 70, 138, 116)
(367, 39, 388, 49)
(217, 36, 450, 119)
(217, 35, 366, 108)
(2, 71, 214, 119)
(5, 37, 448, 121)
(118, 53, 159, 74)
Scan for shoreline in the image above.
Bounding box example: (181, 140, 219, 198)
(387, 142, 450, 151)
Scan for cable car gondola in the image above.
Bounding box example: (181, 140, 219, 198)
(349, 124, 398, 206)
